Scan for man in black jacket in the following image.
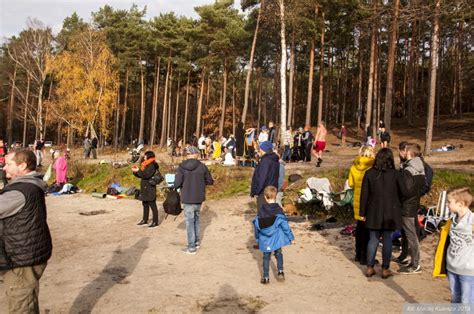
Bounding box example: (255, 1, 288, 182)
(174, 146, 214, 254)
(0, 149, 52, 313)
(250, 141, 280, 211)
(397, 143, 426, 274)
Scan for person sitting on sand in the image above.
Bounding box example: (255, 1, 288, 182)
(253, 186, 294, 284)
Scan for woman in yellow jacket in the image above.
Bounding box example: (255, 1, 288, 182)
(348, 145, 375, 264)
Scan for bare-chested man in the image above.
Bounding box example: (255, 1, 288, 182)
(313, 121, 327, 167)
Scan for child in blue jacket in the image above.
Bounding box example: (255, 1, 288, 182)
(253, 186, 295, 284)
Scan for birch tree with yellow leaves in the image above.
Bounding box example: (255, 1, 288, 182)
(46, 26, 118, 145)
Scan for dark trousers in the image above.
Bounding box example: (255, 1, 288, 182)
(355, 220, 369, 261)
(256, 193, 268, 212)
(142, 201, 158, 223)
(298, 146, 305, 161)
(304, 143, 312, 162)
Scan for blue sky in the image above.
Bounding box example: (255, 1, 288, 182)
(0, 0, 242, 42)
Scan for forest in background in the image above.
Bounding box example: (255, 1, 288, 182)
(0, 0, 472, 155)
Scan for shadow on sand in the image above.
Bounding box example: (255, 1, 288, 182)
(70, 238, 150, 313)
(197, 284, 267, 313)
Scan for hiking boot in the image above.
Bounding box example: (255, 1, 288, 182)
(260, 277, 270, 284)
(382, 268, 393, 279)
(398, 265, 421, 275)
(137, 220, 148, 226)
(195, 242, 201, 249)
(277, 271, 285, 281)
(394, 256, 410, 266)
(366, 266, 376, 278)
(148, 222, 159, 228)
(316, 158, 322, 167)
(182, 248, 197, 255)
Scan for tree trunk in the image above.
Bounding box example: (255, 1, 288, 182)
(383, 0, 400, 132)
(37, 79, 45, 139)
(306, 38, 315, 126)
(196, 68, 206, 137)
(317, 12, 325, 125)
(183, 70, 191, 144)
(356, 35, 363, 131)
(288, 33, 295, 126)
(7, 65, 17, 145)
(232, 80, 236, 136)
(167, 67, 173, 140)
(120, 69, 129, 146)
(279, 0, 287, 141)
(138, 60, 146, 143)
(366, 20, 377, 135)
(113, 86, 120, 149)
(242, 0, 263, 126)
(160, 54, 172, 147)
(174, 72, 181, 140)
(341, 51, 348, 126)
(424, 0, 441, 156)
(22, 74, 31, 147)
(407, 20, 417, 125)
(150, 57, 161, 147)
(219, 60, 228, 137)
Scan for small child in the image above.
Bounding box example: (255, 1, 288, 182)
(253, 186, 294, 284)
(446, 187, 474, 304)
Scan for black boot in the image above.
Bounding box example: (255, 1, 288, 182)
(316, 158, 322, 167)
(148, 221, 159, 228)
(137, 220, 148, 226)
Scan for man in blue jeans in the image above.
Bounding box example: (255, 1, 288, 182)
(174, 146, 214, 254)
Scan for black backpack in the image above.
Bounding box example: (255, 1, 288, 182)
(163, 188, 183, 218)
(420, 160, 433, 196)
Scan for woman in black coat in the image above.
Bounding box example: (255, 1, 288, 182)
(359, 148, 402, 279)
(132, 151, 160, 228)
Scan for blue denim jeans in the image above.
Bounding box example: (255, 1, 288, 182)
(262, 248, 283, 278)
(183, 204, 201, 250)
(282, 145, 291, 162)
(367, 230, 393, 269)
(448, 271, 474, 304)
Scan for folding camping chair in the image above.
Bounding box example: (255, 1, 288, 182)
(329, 188, 354, 222)
(424, 191, 450, 233)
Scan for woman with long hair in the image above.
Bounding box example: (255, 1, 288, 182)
(360, 148, 402, 279)
(132, 151, 160, 228)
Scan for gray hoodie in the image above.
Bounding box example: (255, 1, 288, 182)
(0, 172, 48, 219)
(403, 157, 425, 176)
(447, 210, 474, 276)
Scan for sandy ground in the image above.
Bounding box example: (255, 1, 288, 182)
(0, 194, 451, 313)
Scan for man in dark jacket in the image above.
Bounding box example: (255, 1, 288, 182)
(302, 126, 314, 162)
(174, 146, 214, 254)
(91, 136, 98, 159)
(250, 141, 280, 211)
(0, 149, 52, 313)
(397, 143, 426, 274)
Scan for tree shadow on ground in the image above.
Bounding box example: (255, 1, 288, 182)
(196, 284, 267, 313)
(316, 229, 418, 303)
(69, 238, 150, 313)
(176, 204, 217, 244)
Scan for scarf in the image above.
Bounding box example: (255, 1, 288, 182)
(140, 157, 156, 171)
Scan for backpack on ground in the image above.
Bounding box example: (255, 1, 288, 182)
(421, 161, 433, 196)
(163, 188, 183, 219)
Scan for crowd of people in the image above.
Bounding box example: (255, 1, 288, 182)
(0, 119, 472, 313)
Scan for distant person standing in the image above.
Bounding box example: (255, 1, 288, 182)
(313, 121, 327, 167)
(235, 122, 245, 158)
(132, 151, 160, 228)
(91, 136, 98, 159)
(302, 126, 314, 162)
(53, 150, 68, 185)
(341, 125, 347, 147)
(282, 126, 292, 162)
(174, 146, 214, 254)
(258, 126, 269, 144)
(268, 121, 277, 146)
(250, 141, 280, 211)
(34, 138, 45, 167)
(198, 134, 206, 160)
(379, 127, 390, 148)
(83, 137, 91, 159)
(0, 149, 53, 313)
